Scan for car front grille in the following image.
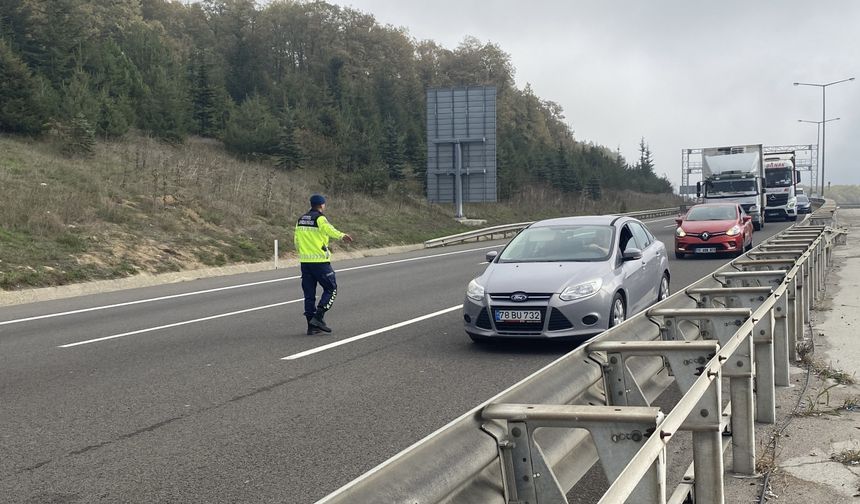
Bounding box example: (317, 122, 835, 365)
(547, 308, 573, 331)
(489, 293, 554, 302)
(686, 231, 727, 240)
(491, 305, 546, 333)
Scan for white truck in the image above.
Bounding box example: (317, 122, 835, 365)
(697, 144, 765, 230)
(763, 152, 800, 221)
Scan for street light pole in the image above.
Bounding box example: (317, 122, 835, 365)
(794, 77, 855, 196)
(798, 118, 840, 197)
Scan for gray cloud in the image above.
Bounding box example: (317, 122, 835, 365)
(322, 0, 859, 188)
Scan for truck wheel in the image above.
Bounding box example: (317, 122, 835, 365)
(789, 215, 797, 222)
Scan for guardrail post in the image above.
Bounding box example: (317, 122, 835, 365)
(702, 317, 755, 475)
(647, 308, 754, 476)
(787, 274, 798, 362)
(588, 341, 723, 504)
(483, 404, 666, 504)
(688, 287, 776, 425)
(772, 293, 790, 386)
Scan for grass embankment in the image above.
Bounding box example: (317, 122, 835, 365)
(0, 134, 682, 290)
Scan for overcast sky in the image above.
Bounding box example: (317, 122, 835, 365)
(324, 0, 859, 191)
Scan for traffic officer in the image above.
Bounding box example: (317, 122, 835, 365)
(294, 194, 353, 335)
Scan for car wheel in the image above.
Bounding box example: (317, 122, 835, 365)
(745, 236, 753, 252)
(657, 273, 670, 302)
(609, 293, 626, 328)
(675, 252, 685, 259)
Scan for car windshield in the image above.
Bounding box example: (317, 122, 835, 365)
(797, 195, 809, 203)
(685, 206, 737, 221)
(499, 225, 614, 262)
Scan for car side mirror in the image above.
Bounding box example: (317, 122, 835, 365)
(485, 250, 498, 263)
(743, 215, 752, 223)
(622, 248, 643, 261)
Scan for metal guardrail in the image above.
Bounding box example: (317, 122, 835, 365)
(423, 207, 683, 248)
(320, 200, 841, 504)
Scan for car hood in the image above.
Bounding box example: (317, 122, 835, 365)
(481, 261, 608, 293)
(681, 219, 737, 233)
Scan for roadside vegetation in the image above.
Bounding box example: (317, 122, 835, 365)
(0, 133, 680, 290)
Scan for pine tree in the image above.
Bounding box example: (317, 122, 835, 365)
(275, 109, 304, 170)
(190, 49, 217, 136)
(381, 115, 405, 179)
(638, 137, 655, 175)
(0, 39, 48, 133)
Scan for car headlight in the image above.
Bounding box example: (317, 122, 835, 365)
(559, 279, 603, 301)
(675, 227, 686, 237)
(726, 224, 742, 236)
(466, 279, 485, 301)
(748, 205, 758, 213)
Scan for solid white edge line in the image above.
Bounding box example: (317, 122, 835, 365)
(59, 299, 303, 348)
(281, 305, 462, 361)
(2, 245, 502, 327)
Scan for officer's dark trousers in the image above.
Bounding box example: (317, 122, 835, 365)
(301, 262, 338, 320)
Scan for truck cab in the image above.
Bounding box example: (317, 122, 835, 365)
(763, 153, 799, 221)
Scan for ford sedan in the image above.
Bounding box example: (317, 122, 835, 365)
(463, 215, 670, 342)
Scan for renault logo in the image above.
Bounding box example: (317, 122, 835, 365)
(701, 232, 710, 241)
(510, 292, 528, 302)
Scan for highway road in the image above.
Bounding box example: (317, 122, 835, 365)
(0, 216, 794, 503)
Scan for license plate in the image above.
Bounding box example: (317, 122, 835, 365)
(696, 247, 717, 254)
(495, 310, 541, 323)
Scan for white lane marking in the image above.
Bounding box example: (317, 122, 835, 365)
(478, 261, 489, 265)
(1, 245, 503, 327)
(664, 224, 677, 228)
(59, 299, 304, 348)
(281, 305, 462, 361)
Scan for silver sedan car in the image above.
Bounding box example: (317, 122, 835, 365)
(463, 215, 670, 342)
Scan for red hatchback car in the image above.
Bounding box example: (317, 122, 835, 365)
(674, 203, 754, 259)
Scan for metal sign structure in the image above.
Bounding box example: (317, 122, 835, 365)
(426, 86, 497, 217)
(681, 144, 818, 196)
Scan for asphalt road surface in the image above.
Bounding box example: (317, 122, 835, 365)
(0, 217, 794, 503)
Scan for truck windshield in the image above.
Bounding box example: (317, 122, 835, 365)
(765, 169, 793, 188)
(708, 179, 756, 194)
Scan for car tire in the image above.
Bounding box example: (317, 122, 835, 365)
(609, 292, 626, 328)
(675, 252, 685, 259)
(657, 273, 670, 302)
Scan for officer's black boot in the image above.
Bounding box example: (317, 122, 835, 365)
(306, 315, 322, 335)
(309, 309, 331, 333)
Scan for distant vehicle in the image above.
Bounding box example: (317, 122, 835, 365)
(697, 144, 765, 230)
(796, 187, 805, 195)
(674, 203, 754, 259)
(463, 215, 670, 342)
(763, 152, 800, 221)
(796, 194, 812, 214)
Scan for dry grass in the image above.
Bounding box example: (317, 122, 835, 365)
(0, 132, 683, 290)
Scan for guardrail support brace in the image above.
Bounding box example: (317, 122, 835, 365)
(483, 404, 666, 504)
